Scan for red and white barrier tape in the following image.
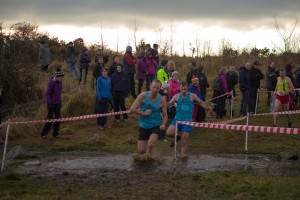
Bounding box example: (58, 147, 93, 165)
(206, 91, 232, 103)
(212, 109, 300, 124)
(177, 120, 300, 134)
(5, 110, 131, 124)
(250, 109, 300, 117)
(258, 88, 300, 93)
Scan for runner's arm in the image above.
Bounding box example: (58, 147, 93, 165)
(160, 98, 168, 128)
(191, 93, 210, 110)
(130, 92, 148, 116)
(167, 94, 178, 108)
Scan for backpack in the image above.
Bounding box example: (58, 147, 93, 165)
(212, 76, 222, 93)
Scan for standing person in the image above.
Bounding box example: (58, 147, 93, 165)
(145, 52, 157, 91)
(212, 67, 228, 118)
(41, 69, 65, 139)
(186, 61, 199, 86)
(239, 62, 251, 116)
(197, 66, 210, 122)
(249, 60, 264, 113)
(108, 55, 120, 78)
(188, 76, 201, 121)
(93, 55, 107, 89)
(294, 66, 300, 107)
(285, 64, 294, 83)
(169, 71, 181, 99)
(66, 42, 80, 81)
(157, 59, 169, 84)
(166, 82, 210, 154)
(79, 48, 91, 85)
(226, 65, 238, 116)
(168, 71, 180, 120)
(273, 68, 295, 127)
(123, 45, 137, 98)
(111, 63, 130, 123)
(39, 40, 51, 72)
(266, 61, 278, 112)
(96, 68, 112, 130)
(136, 52, 147, 94)
(0, 85, 3, 144)
(130, 79, 168, 156)
(150, 44, 159, 72)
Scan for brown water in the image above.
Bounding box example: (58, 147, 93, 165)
(14, 153, 300, 177)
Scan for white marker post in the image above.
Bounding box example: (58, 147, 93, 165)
(255, 88, 260, 114)
(1, 122, 10, 173)
(173, 121, 178, 175)
(245, 113, 249, 151)
(230, 90, 233, 119)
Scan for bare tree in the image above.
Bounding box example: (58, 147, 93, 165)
(194, 28, 201, 58)
(99, 19, 105, 53)
(182, 40, 185, 57)
(273, 16, 300, 53)
(132, 16, 139, 51)
(170, 19, 174, 57)
(155, 25, 163, 45)
(202, 39, 212, 57)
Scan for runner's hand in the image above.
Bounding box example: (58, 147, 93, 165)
(160, 124, 166, 130)
(144, 109, 152, 116)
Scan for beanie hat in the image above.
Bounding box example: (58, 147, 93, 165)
(126, 45, 132, 52)
(191, 75, 199, 84)
(172, 71, 179, 77)
(55, 69, 65, 77)
(162, 81, 170, 89)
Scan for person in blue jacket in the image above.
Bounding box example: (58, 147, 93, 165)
(96, 68, 112, 130)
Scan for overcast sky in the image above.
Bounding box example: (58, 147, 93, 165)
(1, 0, 299, 53)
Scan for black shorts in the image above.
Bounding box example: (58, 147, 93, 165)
(138, 126, 161, 140)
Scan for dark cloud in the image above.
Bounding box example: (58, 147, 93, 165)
(0, 0, 299, 30)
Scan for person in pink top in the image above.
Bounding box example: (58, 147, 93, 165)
(168, 71, 180, 119)
(145, 52, 157, 91)
(169, 71, 180, 99)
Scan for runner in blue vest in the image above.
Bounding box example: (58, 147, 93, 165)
(130, 79, 168, 156)
(166, 82, 210, 154)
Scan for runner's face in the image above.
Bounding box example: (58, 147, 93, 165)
(180, 85, 188, 95)
(279, 71, 286, 78)
(150, 82, 161, 95)
(116, 65, 122, 72)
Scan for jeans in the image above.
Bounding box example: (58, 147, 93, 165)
(240, 90, 250, 115)
(137, 79, 145, 94)
(146, 74, 155, 91)
(67, 62, 80, 80)
(79, 68, 88, 85)
(113, 91, 128, 119)
(128, 73, 137, 98)
(249, 87, 259, 113)
(41, 103, 61, 137)
(96, 98, 110, 126)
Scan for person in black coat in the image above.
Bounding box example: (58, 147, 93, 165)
(294, 66, 300, 106)
(249, 60, 264, 113)
(196, 66, 210, 122)
(111, 63, 130, 122)
(265, 61, 277, 111)
(239, 62, 251, 116)
(226, 65, 238, 116)
(79, 48, 91, 85)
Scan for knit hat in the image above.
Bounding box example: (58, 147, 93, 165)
(126, 45, 132, 52)
(162, 81, 170, 89)
(191, 75, 199, 85)
(172, 71, 179, 77)
(55, 69, 65, 77)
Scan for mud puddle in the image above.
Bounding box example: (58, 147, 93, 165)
(14, 153, 300, 177)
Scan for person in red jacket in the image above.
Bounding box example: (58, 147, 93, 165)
(123, 45, 137, 98)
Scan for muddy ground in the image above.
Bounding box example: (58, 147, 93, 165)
(2, 148, 300, 199)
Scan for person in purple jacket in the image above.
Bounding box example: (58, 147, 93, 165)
(41, 69, 65, 139)
(136, 52, 147, 94)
